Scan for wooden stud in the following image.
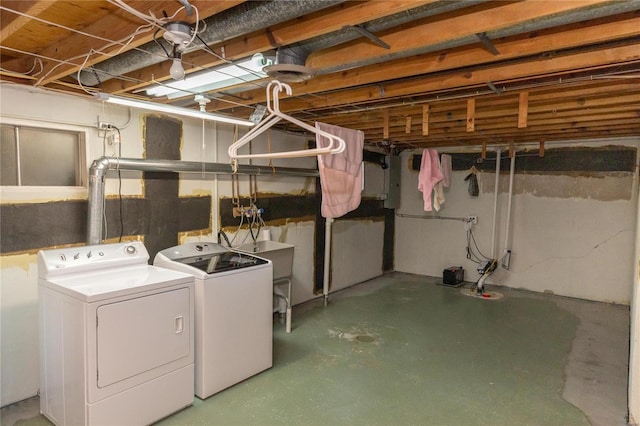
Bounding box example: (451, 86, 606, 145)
(509, 140, 515, 158)
(467, 99, 475, 132)
(481, 142, 487, 159)
(383, 109, 389, 140)
(518, 92, 529, 128)
(539, 139, 545, 157)
(422, 105, 430, 136)
(405, 116, 412, 134)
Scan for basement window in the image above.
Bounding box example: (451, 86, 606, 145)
(1, 124, 86, 187)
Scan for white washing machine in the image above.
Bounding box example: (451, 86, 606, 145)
(38, 241, 195, 426)
(154, 242, 273, 399)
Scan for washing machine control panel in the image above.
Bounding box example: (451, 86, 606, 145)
(38, 241, 149, 278)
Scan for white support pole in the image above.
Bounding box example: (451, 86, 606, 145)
(504, 152, 516, 249)
(491, 149, 501, 259)
(323, 217, 333, 306)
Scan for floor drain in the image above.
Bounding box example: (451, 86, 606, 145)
(356, 335, 375, 343)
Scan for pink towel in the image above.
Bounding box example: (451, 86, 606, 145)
(418, 149, 443, 212)
(316, 122, 364, 218)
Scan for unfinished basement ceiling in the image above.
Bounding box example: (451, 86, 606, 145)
(1, 0, 639, 151)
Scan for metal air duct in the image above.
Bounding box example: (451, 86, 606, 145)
(77, 0, 344, 87)
(265, 0, 640, 78)
(86, 156, 319, 245)
(264, 0, 488, 80)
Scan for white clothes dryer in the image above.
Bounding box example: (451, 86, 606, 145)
(154, 242, 273, 399)
(38, 241, 195, 426)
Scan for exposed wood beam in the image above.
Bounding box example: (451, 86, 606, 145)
(0, 1, 56, 42)
(33, 1, 243, 85)
(307, 81, 640, 126)
(518, 92, 529, 128)
(383, 109, 390, 139)
(100, 0, 435, 94)
(326, 105, 640, 134)
(306, 0, 614, 71)
(362, 116, 640, 140)
(422, 105, 430, 136)
(209, 12, 640, 111)
(466, 99, 475, 132)
(265, 44, 640, 113)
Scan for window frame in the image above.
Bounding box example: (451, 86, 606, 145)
(1, 119, 88, 189)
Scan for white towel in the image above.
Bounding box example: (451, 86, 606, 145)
(316, 122, 364, 218)
(433, 154, 445, 211)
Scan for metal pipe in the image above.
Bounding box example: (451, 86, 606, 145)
(396, 213, 466, 222)
(86, 156, 318, 244)
(490, 149, 501, 259)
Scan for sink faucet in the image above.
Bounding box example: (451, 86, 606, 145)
(217, 230, 231, 247)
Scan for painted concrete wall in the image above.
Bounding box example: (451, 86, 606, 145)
(0, 83, 385, 406)
(395, 141, 639, 305)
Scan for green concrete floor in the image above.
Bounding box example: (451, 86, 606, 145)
(7, 272, 629, 426)
(158, 273, 589, 426)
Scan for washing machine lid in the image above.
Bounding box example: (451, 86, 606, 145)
(175, 251, 268, 274)
(41, 265, 194, 303)
(155, 242, 269, 276)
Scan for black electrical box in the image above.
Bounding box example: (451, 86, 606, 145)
(442, 266, 464, 286)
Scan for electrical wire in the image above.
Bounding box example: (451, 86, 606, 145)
(106, 0, 167, 30)
(466, 227, 491, 264)
(4, 1, 195, 88)
(111, 126, 124, 242)
(2, 3, 264, 111)
(0, 57, 43, 77)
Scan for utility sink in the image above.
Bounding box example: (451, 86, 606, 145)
(236, 240, 294, 280)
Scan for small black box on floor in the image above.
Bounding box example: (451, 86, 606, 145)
(442, 266, 464, 286)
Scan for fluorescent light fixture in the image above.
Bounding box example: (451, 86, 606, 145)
(97, 94, 254, 127)
(146, 53, 271, 99)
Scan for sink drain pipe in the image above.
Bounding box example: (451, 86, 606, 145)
(87, 156, 318, 245)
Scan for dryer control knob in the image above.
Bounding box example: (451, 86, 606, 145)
(125, 245, 137, 255)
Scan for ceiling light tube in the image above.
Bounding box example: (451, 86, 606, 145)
(96, 93, 254, 127)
